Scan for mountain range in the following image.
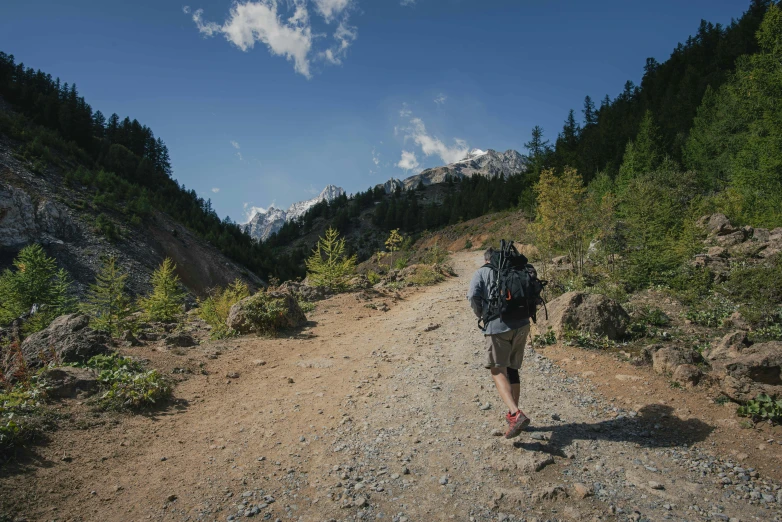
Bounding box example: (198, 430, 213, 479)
(243, 185, 346, 241)
(243, 149, 526, 242)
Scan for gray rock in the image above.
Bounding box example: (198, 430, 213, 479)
(534, 291, 630, 340)
(20, 314, 110, 372)
(40, 366, 98, 398)
(652, 347, 699, 375)
(672, 364, 702, 388)
(165, 332, 197, 348)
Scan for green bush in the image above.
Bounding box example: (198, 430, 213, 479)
(393, 254, 410, 270)
(197, 280, 251, 339)
(305, 227, 357, 292)
(0, 384, 48, 452)
(719, 255, 782, 327)
(531, 328, 557, 348)
(297, 299, 316, 314)
(404, 265, 444, 286)
(562, 327, 617, 350)
(80, 256, 133, 337)
(737, 394, 782, 424)
(0, 245, 76, 334)
(685, 295, 736, 327)
(238, 292, 293, 335)
(667, 264, 713, 305)
(94, 213, 120, 241)
(138, 258, 186, 323)
(80, 353, 171, 410)
(366, 270, 381, 285)
(749, 322, 782, 342)
(423, 242, 449, 265)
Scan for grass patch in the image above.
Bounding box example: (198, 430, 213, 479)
(197, 280, 251, 339)
(685, 295, 736, 327)
(562, 327, 617, 350)
(530, 328, 557, 348)
(404, 265, 444, 286)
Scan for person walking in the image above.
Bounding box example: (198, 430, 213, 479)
(467, 246, 532, 439)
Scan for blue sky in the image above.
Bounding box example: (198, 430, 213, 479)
(1, 0, 750, 222)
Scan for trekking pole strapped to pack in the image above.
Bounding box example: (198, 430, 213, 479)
(479, 240, 548, 332)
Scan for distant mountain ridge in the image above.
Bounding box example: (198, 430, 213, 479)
(379, 149, 526, 193)
(244, 185, 345, 241)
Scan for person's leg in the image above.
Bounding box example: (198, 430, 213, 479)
(507, 367, 520, 407)
(490, 367, 519, 414)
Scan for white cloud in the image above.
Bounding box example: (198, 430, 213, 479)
(307, 184, 318, 195)
(243, 201, 276, 222)
(231, 140, 240, 149)
(189, 0, 359, 78)
(399, 105, 412, 118)
(319, 19, 357, 65)
(434, 93, 447, 105)
(401, 116, 469, 164)
(400, 0, 415, 6)
(396, 150, 419, 172)
(183, 5, 191, 14)
(313, 0, 352, 22)
(211, 187, 220, 193)
(371, 147, 380, 166)
(191, 1, 314, 78)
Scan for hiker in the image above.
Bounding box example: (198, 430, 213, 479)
(467, 243, 543, 439)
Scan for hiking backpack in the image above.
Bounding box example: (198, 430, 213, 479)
(479, 240, 548, 331)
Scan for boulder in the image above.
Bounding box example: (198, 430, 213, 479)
(120, 330, 142, 347)
(652, 347, 698, 375)
(40, 366, 99, 398)
(534, 292, 630, 340)
(673, 364, 702, 388)
(346, 275, 371, 291)
(711, 342, 782, 402)
(21, 314, 110, 370)
(226, 291, 307, 335)
(705, 331, 751, 362)
(721, 312, 750, 331)
(279, 281, 331, 302)
(164, 333, 197, 348)
(715, 230, 747, 247)
(753, 228, 771, 243)
(699, 214, 736, 236)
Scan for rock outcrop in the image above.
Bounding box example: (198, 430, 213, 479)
(226, 291, 307, 335)
(40, 366, 99, 398)
(534, 291, 630, 340)
(20, 314, 110, 369)
(712, 342, 782, 402)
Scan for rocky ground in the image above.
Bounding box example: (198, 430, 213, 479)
(1, 251, 782, 522)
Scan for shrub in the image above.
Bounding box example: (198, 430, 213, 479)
(749, 323, 782, 342)
(393, 254, 410, 270)
(0, 245, 76, 334)
(685, 295, 736, 327)
(562, 327, 617, 350)
(197, 280, 251, 339)
(80, 256, 133, 336)
(139, 258, 186, 323)
(719, 255, 782, 327)
(405, 265, 444, 286)
(306, 227, 357, 292)
(80, 353, 171, 411)
(531, 328, 557, 348)
(94, 213, 120, 241)
(737, 394, 782, 424)
(297, 299, 316, 314)
(366, 270, 381, 285)
(0, 384, 49, 453)
(464, 238, 473, 250)
(423, 241, 449, 265)
(235, 292, 293, 336)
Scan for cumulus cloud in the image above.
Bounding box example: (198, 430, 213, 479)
(400, 0, 415, 6)
(189, 0, 358, 78)
(400, 115, 470, 165)
(212, 187, 221, 193)
(396, 150, 419, 172)
(191, 1, 315, 78)
(434, 93, 447, 105)
(183, 5, 191, 14)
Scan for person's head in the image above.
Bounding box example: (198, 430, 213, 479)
(484, 247, 495, 263)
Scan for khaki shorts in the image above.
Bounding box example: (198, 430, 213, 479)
(484, 325, 530, 370)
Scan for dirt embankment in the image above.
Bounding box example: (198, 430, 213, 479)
(2, 251, 782, 522)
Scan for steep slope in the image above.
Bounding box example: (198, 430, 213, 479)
(0, 139, 263, 297)
(243, 185, 345, 241)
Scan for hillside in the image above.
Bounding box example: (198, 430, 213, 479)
(1, 137, 263, 297)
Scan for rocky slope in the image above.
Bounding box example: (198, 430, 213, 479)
(243, 184, 345, 241)
(382, 148, 527, 193)
(0, 138, 263, 297)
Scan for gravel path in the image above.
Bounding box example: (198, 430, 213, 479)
(2, 252, 782, 522)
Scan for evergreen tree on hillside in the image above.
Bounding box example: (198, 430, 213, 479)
(617, 111, 665, 192)
(582, 96, 597, 126)
(81, 256, 132, 336)
(139, 258, 186, 323)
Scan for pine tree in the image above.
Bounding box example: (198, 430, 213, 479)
(305, 227, 357, 292)
(139, 258, 186, 322)
(385, 229, 404, 253)
(582, 96, 597, 126)
(81, 256, 132, 336)
(0, 244, 75, 331)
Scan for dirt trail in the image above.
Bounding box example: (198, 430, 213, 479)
(3, 252, 782, 522)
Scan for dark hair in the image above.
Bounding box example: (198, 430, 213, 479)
(484, 247, 495, 262)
